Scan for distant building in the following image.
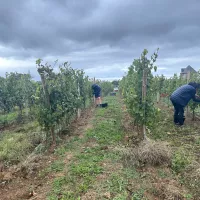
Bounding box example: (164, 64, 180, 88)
(180, 65, 197, 79)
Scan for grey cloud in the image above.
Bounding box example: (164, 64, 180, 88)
(1, 0, 199, 50)
(1, 0, 200, 79)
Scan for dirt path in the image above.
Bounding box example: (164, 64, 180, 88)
(42, 96, 125, 199)
(0, 108, 95, 200)
(1, 96, 199, 200)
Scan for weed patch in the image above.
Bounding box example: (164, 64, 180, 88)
(0, 133, 33, 164)
(172, 149, 192, 173)
(50, 160, 65, 172)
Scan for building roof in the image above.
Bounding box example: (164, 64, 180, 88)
(181, 65, 196, 74)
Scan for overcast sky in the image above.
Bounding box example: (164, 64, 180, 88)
(1, 0, 200, 80)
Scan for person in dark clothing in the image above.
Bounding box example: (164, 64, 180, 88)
(92, 84, 102, 106)
(170, 82, 200, 125)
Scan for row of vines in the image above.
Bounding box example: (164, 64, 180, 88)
(35, 60, 93, 145)
(120, 49, 159, 139)
(154, 72, 200, 118)
(0, 59, 114, 146)
(120, 49, 200, 138)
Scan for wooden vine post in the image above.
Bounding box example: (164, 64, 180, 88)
(186, 71, 191, 117)
(121, 49, 158, 141)
(77, 81, 81, 119)
(142, 69, 147, 139)
(37, 68, 51, 107)
(37, 65, 56, 146)
(156, 92, 160, 104)
(93, 77, 96, 104)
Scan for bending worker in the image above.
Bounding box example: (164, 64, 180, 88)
(92, 83, 102, 107)
(170, 82, 200, 126)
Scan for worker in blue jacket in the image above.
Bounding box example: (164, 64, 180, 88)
(170, 82, 200, 125)
(92, 84, 102, 107)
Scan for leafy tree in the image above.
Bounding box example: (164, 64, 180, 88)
(112, 80, 119, 87)
(35, 59, 91, 146)
(120, 49, 159, 139)
(188, 71, 200, 120)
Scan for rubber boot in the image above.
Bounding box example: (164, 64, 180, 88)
(174, 115, 179, 125)
(178, 116, 185, 126)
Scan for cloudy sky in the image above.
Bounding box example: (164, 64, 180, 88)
(1, 0, 200, 80)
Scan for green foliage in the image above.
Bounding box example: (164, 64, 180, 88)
(0, 59, 92, 145)
(35, 59, 92, 144)
(172, 149, 191, 173)
(0, 133, 32, 164)
(152, 73, 187, 103)
(132, 189, 145, 200)
(51, 176, 68, 195)
(0, 72, 36, 126)
(164, 74, 186, 95)
(0, 122, 41, 164)
(153, 69, 200, 119)
(184, 194, 193, 200)
(187, 71, 200, 119)
(71, 162, 103, 177)
(121, 51, 200, 126)
(120, 49, 159, 132)
(153, 75, 166, 93)
(50, 160, 65, 172)
(107, 173, 128, 193)
(112, 80, 120, 87)
(0, 111, 18, 128)
(95, 80, 114, 96)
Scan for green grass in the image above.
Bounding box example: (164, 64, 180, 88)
(0, 122, 42, 165)
(106, 173, 129, 193)
(70, 161, 103, 178)
(50, 160, 65, 172)
(0, 132, 33, 164)
(86, 97, 123, 146)
(195, 137, 200, 145)
(2, 94, 198, 199)
(54, 136, 82, 156)
(151, 102, 200, 198)
(48, 95, 190, 199)
(92, 165, 147, 200)
(0, 107, 35, 128)
(47, 95, 126, 199)
(131, 189, 146, 200)
(0, 111, 18, 128)
(172, 149, 192, 173)
(86, 121, 123, 145)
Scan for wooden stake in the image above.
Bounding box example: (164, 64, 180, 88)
(77, 81, 81, 119)
(186, 71, 191, 117)
(156, 92, 160, 103)
(142, 69, 147, 139)
(93, 77, 96, 104)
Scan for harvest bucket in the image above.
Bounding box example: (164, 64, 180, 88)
(100, 103, 108, 108)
